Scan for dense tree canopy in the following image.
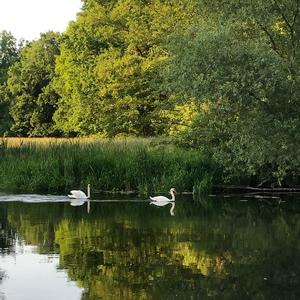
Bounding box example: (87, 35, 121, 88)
(54, 0, 201, 136)
(0, 31, 19, 134)
(165, 0, 300, 185)
(0, 0, 300, 186)
(7, 31, 61, 136)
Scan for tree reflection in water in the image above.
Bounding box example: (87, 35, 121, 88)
(1, 196, 300, 299)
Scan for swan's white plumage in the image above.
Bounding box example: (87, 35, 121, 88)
(150, 195, 170, 202)
(150, 188, 176, 202)
(68, 184, 90, 199)
(69, 190, 87, 199)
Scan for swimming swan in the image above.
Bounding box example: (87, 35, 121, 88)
(150, 188, 176, 202)
(68, 184, 90, 199)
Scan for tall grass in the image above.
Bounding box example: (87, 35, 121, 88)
(0, 138, 215, 195)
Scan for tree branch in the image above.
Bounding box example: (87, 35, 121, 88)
(256, 20, 282, 57)
(291, 0, 300, 28)
(291, 0, 300, 62)
(273, 0, 293, 33)
(272, 0, 297, 63)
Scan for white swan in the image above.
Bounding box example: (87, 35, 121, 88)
(68, 184, 90, 199)
(150, 188, 176, 202)
(150, 201, 175, 216)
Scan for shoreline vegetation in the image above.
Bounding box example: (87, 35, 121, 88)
(1, 1, 300, 193)
(1, 137, 299, 198)
(0, 137, 215, 197)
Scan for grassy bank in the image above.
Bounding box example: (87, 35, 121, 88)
(0, 138, 216, 196)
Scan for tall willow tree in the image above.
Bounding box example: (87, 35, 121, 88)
(7, 32, 61, 136)
(166, 0, 300, 185)
(54, 0, 202, 136)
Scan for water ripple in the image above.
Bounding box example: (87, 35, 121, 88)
(0, 194, 68, 203)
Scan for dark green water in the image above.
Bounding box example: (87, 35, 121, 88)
(0, 193, 300, 300)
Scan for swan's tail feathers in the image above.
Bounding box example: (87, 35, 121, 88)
(150, 196, 156, 201)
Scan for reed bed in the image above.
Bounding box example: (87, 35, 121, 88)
(0, 138, 215, 195)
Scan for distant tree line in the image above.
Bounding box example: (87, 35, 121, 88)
(1, 0, 300, 186)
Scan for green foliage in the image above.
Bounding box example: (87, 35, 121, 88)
(165, 1, 300, 186)
(0, 31, 19, 135)
(53, 15, 104, 136)
(0, 31, 19, 83)
(0, 139, 214, 194)
(0, 85, 12, 135)
(1, 0, 300, 187)
(7, 32, 61, 136)
(54, 0, 201, 136)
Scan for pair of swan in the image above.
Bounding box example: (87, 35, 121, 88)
(68, 185, 176, 202)
(68, 185, 176, 215)
(68, 184, 176, 216)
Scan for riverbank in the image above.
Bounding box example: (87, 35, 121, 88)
(0, 138, 215, 196)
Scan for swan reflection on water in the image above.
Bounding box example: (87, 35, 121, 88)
(69, 198, 90, 213)
(150, 201, 175, 216)
(69, 198, 86, 206)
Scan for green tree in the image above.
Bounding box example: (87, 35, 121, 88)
(53, 4, 109, 136)
(0, 31, 19, 83)
(54, 0, 202, 136)
(7, 32, 61, 136)
(165, 0, 300, 186)
(0, 31, 19, 135)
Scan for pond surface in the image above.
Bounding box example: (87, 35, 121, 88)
(0, 193, 300, 299)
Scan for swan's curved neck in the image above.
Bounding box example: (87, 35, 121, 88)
(170, 190, 175, 201)
(87, 184, 91, 198)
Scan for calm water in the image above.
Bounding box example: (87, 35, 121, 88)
(0, 193, 300, 299)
